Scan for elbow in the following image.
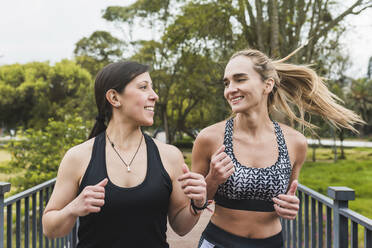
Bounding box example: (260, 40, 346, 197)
(42, 219, 55, 239)
(43, 229, 56, 239)
(170, 220, 194, 237)
(42, 224, 65, 239)
(42, 224, 56, 239)
(169, 221, 191, 237)
(42, 214, 60, 239)
(174, 228, 190, 237)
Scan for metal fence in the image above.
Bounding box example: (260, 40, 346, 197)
(1, 180, 372, 248)
(0, 179, 77, 248)
(282, 184, 372, 248)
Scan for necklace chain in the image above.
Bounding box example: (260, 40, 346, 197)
(106, 132, 143, 172)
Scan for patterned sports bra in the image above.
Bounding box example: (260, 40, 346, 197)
(214, 118, 292, 212)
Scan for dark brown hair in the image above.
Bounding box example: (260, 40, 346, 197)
(89, 61, 149, 138)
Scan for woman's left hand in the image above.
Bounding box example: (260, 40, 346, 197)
(273, 180, 300, 220)
(178, 164, 207, 208)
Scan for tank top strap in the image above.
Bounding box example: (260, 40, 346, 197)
(143, 133, 172, 187)
(272, 121, 290, 161)
(78, 131, 106, 194)
(223, 118, 234, 155)
(92, 131, 106, 170)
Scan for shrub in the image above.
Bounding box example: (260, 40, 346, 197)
(7, 115, 92, 191)
(173, 140, 194, 149)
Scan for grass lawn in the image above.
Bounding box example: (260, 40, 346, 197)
(0, 148, 11, 162)
(300, 147, 372, 219)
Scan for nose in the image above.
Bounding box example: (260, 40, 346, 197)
(150, 88, 159, 101)
(225, 83, 238, 95)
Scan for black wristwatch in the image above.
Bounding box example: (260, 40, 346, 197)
(190, 199, 209, 215)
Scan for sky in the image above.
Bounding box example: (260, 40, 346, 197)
(0, 0, 371, 78)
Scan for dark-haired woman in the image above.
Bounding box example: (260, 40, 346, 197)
(192, 49, 364, 248)
(42, 61, 208, 248)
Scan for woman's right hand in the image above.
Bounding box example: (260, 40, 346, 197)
(69, 178, 108, 217)
(208, 145, 235, 185)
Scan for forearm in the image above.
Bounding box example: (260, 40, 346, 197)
(42, 203, 78, 238)
(206, 174, 219, 200)
(169, 202, 202, 236)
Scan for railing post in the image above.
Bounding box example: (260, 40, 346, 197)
(328, 186, 355, 248)
(0, 182, 11, 246)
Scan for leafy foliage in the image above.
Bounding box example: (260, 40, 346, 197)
(6, 115, 92, 191)
(0, 60, 95, 130)
(74, 31, 125, 76)
(348, 77, 372, 135)
(94, 0, 372, 142)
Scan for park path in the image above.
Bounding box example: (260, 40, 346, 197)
(166, 204, 214, 248)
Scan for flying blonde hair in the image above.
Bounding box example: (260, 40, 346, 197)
(230, 48, 364, 132)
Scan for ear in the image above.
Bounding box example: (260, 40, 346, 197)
(105, 89, 122, 108)
(264, 78, 275, 95)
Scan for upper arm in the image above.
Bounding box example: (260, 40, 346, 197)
(157, 144, 189, 222)
(289, 131, 308, 181)
(44, 146, 87, 214)
(191, 130, 214, 176)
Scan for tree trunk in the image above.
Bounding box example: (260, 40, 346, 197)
(269, 0, 280, 57)
(331, 126, 337, 162)
(162, 105, 170, 144)
(312, 145, 316, 162)
(255, 0, 265, 51)
(339, 129, 346, 159)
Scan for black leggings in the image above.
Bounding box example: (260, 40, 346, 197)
(198, 221, 284, 248)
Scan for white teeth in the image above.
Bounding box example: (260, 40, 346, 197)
(144, 106, 154, 111)
(231, 96, 243, 102)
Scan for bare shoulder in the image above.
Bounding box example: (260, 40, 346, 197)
(277, 123, 307, 148)
(277, 123, 307, 167)
(59, 138, 95, 181)
(153, 138, 184, 179)
(154, 138, 184, 163)
(64, 138, 94, 164)
(195, 120, 226, 148)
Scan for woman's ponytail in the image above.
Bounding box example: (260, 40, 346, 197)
(230, 49, 365, 132)
(272, 61, 364, 132)
(88, 114, 107, 139)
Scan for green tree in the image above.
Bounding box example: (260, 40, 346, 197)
(349, 77, 372, 135)
(83, 0, 372, 142)
(74, 31, 125, 76)
(0, 60, 94, 130)
(7, 115, 92, 191)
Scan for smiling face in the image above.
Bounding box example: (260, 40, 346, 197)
(116, 72, 158, 126)
(223, 56, 272, 113)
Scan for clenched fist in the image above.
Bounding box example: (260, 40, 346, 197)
(208, 145, 235, 185)
(69, 178, 108, 217)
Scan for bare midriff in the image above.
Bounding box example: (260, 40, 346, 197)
(210, 204, 282, 238)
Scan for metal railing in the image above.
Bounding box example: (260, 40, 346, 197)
(1, 180, 372, 248)
(282, 184, 372, 248)
(0, 179, 78, 248)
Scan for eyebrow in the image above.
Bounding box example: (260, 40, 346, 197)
(139, 80, 153, 87)
(223, 73, 249, 82)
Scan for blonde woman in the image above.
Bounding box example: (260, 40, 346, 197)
(192, 49, 363, 248)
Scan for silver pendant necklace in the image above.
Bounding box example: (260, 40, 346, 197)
(106, 132, 143, 172)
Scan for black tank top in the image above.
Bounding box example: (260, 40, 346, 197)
(77, 132, 172, 248)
